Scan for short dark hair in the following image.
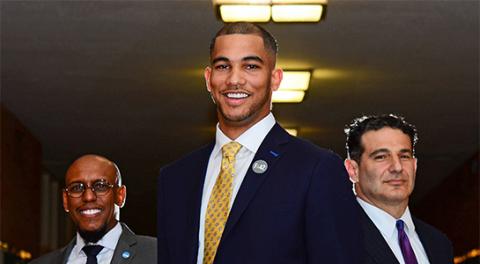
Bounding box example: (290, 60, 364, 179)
(344, 114, 418, 162)
(209, 22, 278, 60)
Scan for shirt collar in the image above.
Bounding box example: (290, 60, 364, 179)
(357, 198, 415, 239)
(74, 221, 122, 255)
(213, 113, 276, 157)
(400, 207, 416, 234)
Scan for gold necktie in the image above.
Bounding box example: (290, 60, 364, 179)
(204, 141, 242, 264)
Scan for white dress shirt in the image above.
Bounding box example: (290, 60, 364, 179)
(196, 113, 276, 264)
(67, 222, 122, 264)
(357, 198, 430, 264)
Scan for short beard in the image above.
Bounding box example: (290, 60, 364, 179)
(78, 223, 108, 243)
(218, 87, 272, 124)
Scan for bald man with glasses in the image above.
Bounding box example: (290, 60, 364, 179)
(31, 154, 156, 264)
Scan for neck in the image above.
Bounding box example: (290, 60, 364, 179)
(218, 112, 270, 140)
(218, 122, 251, 140)
(358, 195, 408, 219)
(381, 204, 408, 219)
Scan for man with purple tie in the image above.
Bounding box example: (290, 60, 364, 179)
(344, 114, 453, 264)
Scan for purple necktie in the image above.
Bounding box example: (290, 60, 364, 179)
(396, 220, 418, 264)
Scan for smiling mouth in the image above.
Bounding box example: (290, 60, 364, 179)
(79, 208, 102, 216)
(224, 92, 249, 99)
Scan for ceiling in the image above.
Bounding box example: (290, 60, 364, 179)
(1, 0, 478, 236)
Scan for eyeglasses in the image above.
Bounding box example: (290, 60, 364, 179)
(64, 180, 115, 198)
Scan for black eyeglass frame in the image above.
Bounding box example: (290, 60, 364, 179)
(64, 179, 116, 198)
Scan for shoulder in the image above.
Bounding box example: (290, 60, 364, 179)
(265, 123, 342, 161)
(262, 124, 346, 174)
(413, 217, 452, 247)
(29, 248, 66, 264)
(118, 224, 157, 260)
(413, 217, 454, 262)
(292, 136, 341, 157)
(132, 235, 157, 263)
(285, 135, 345, 169)
(132, 234, 157, 256)
(120, 223, 156, 246)
(160, 143, 213, 174)
(135, 234, 157, 246)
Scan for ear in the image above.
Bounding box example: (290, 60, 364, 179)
(270, 68, 283, 92)
(204, 66, 212, 92)
(62, 190, 70, 213)
(116, 185, 127, 208)
(344, 159, 360, 183)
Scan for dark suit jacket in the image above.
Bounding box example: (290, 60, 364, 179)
(30, 223, 157, 264)
(359, 208, 453, 264)
(157, 123, 362, 264)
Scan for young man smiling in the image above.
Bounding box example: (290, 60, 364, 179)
(157, 22, 361, 264)
(31, 154, 156, 264)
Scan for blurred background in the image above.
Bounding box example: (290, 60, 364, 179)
(1, 0, 478, 263)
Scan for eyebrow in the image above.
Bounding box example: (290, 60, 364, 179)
(242, 56, 264, 64)
(212, 56, 229, 64)
(211, 55, 265, 65)
(368, 149, 390, 158)
(368, 148, 413, 158)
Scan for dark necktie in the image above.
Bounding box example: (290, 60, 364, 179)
(82, 245, 104, 264)
(396, 220, 418, 264)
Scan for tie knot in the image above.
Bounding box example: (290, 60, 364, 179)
(396, 219, 405, 232)
(82, 245, 104, 257)
(222, 142, 242, 160)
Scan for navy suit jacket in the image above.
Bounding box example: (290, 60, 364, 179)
(157, 123, 362, 264)
(359, 208, 453, 264)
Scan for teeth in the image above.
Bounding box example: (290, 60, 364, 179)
(80, 209, 101, 215)
(226, 93, 248, 99)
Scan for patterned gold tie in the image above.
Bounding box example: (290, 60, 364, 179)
(204, 141, 242, 264)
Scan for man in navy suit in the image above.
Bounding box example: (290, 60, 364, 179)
(344, 114, 453, 264)
(157, 22, 362, 264)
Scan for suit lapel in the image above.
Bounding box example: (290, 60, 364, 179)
(413, 217, 436, 263)
(221, 124, 289, 239)
(360, 209, 400, 264)
(61, 238, 76, 264)
(188, 144, 214, 263)
(111, 223, 136, 264)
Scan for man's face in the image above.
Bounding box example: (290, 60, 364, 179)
(62, 156, 126, 239)
(204, 34, 282, 131)
(347, 127, 417, 209)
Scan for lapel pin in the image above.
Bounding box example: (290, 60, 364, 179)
(252, 160, 268, 174)
(122, 251, 131, 259)
(269, 150, 279, 157)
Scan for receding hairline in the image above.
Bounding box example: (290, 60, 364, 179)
(65, 154, 121, 186)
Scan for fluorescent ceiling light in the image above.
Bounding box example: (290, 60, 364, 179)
(214, 0, 327, 23)
(279, 71, 311, 91)
(272, 90, 305, 103)
(216, 0, 270, 3)
(219, 5, 271, 22)
(272, 0, 326, 3)
(272, 5, 323, 22)
(273, 70, 311, 103)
